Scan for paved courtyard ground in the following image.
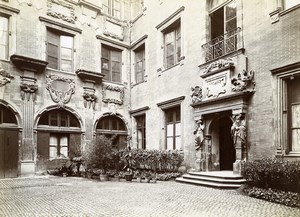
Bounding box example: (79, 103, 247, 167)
(0, 176, 299, 217)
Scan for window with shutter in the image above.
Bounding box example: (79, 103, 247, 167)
(165, 106, 181, 150)
(164, 21, 181, 69)
(101, 45, 122, 82)
(135, 44, 145, 84)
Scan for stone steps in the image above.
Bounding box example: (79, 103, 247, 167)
(176, 171, 247, 189)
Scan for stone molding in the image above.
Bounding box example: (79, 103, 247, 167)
(45, 74, 75, 107)
(10, 54, 48, 73)
(47, 0, 77, 24)
(76, 69, 105, 83)
(102, 84, 124, 105)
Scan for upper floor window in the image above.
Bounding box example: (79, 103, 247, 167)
(134, 44, 145, 83)
(164, 20, 181, 69)
(0, 15, 9, 60)
(136, 114, 146, 149)
(47, 29, 74, 72)
(165, 106, 181, 150)
(102, 0, 121, 19)
(284, 0, 300, 9)
(101, 45, 122, 82)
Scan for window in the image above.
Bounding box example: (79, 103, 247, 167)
(284, 0, 300, 9)
(287, 76, 300, 152)
(165, 106, 181, 150)
(136, 115, 146, 149)
(164, 20, 181, 68)
(0, 105, 17, 124)
(134, 44, 145, 83)
(49, 134, 68, 159)
(101, 45, 122, 82)
(102, 0, 121, 19)
(47, 29, 74, 72)
(38, 109, 80, 128)
(96, 115, 127, 149)
(0, 15, 9, 60)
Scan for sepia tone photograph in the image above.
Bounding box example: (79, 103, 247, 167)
(0, 0, 299, 216)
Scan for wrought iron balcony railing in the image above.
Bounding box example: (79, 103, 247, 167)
(202, 27, 242, 62)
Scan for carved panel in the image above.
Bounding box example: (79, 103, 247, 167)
(203, 70, 230, 99)
(0, 64, 14, 87)
(102, 84, 124, 105)
(191, 86, 203, 103)
(103, 19, 124, 41)
(203, 58, 234, 75)
(47, 0, 77, 23)
(46, 74, 75, 107)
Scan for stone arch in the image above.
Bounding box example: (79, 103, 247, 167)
(0, 99, 22, 128)
(93, 112, 129, 135)
(34, 105, 84, 131)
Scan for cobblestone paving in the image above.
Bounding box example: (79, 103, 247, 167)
(0, 176, 299, 217)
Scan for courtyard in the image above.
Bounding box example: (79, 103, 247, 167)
(0, 176, 299, 217)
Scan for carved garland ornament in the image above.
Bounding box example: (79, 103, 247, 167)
(47, 0, 77, 24)
(203, 58, 234, 74)
(20, 83, 38, 101)
(46, 74, 75, 107)
(0, 66, 14, 87)
(102, 84, 124, 105)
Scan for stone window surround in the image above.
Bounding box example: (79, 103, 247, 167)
(155, 6, 185, 73)
(271, 62, 300, 158)
(0, 4, 19, 61)
(39, 16, 82, 74)
(269, 1, 300, 24)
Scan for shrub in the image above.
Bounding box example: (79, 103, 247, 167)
(242, 158, 300, 193)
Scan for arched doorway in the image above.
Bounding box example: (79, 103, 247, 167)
(0, 104, 19, 178)
(96, 115, 128, 150)
(219, 116, 235, 170)
(36, 108, 81, 172)
(210, 115, 235, 171)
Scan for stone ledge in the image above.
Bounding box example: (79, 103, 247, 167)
(10, 54, 48, 73)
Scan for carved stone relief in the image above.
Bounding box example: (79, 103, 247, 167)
(83, 91, 97, 109)
(46, 74, 75, 107)
(103, 18, 124, 41)
(0, 65, 14, 87)
(205, 76, 227, 98)
(191, 86, 202, 103)
(20, 83, 38, 101)
(47, 0, 77, 23)
(231, 70, 255, 92)
(102, 84, 124, 105)
(203, 58, 234, 74)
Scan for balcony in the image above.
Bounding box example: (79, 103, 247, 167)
(202, 28, 242, 63)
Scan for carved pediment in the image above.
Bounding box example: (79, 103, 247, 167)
(46, 74, 75, 107)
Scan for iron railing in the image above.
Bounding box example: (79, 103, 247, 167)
(202, 27, 242, 62)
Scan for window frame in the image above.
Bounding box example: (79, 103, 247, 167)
(136, 114, 146, 149)
(102, 0, 122, 19)
(134, 44, 145, 84)
(101, 44, 122, 83)
(46, 28, 74, 72)
(165, 106, 181, 150)
(272, 63, 300, 157)
(49, 133, 69, 160)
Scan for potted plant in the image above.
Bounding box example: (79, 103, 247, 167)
(125, 168, 133, 181)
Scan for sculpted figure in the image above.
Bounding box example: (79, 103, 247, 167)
(231, 114, 246, 147)
(194, 119, 205, 150)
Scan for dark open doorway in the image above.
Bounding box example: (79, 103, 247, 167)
(219, 116, 235, 170)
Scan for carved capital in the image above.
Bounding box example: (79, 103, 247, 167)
(20, 83, 38, 101)
(83, 92, 97, 109)
(0, 66, 14, 87)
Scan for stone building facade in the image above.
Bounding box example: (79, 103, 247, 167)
(0, 0, 299, 178)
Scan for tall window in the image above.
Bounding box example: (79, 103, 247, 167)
(288, 76, 300, 152)
(49, 134, 68, 159)
(284, 0, 300, 9)
(210, 0, 236, 39)
(136, 115, 146, 149)
(97, 115, 127, 149)
(135, 44, 145, 83)
(47, 29, 74, 72)
(164, 20, 181, 68)
(0, 15, 9, 60)
(165, 106, 181, 150)
(102, 0, 121, 19)
(101, 45, 122, 82)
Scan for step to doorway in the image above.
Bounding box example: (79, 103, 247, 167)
(176, 171, 246, 189)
